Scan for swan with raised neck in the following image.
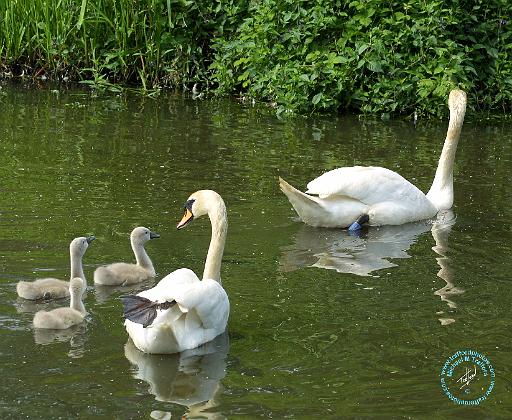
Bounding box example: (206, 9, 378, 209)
(426, 89, 467, 210)
(16, 236, 95, 300)
(178, 190, 228, 283)
(33, 277, 87, 329)
(122, 190, 229, 354)
(279, 89, 467, 228)
(93, 227, 160, 286)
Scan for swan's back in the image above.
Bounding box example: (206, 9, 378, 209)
(306, 166, 430, 206)
(94, 263, 153, 286)
(140, 269, 229, 329)
(125, 269, 229, 354)
(139, 268, 200, 302)
(17, 278, 70, 300)
(33, 307, 85, 329)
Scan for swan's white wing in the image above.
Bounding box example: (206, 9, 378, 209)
(139, 269, 228, 325)
(306, 166, 427, 205)
(171, 279, 229, 329)
(139, 268, 200, 302)
(126, 268, 229, 354)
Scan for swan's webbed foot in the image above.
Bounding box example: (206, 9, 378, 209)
(121, 295, 176, 328)
(348, 214, 369, 231)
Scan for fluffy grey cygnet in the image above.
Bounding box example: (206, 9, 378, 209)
(93, 227, 160, 286)
(16, 236, 95, 300)
(33, 277, 87, 329)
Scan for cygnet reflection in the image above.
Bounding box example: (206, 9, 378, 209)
(280, 220, 432, 276)
(15, 297, 63, 315)
(431, 210, 463, 325)
(33, 322, 88, 358)
(125, 332, 228, 418)
(94, 280, 156, 304)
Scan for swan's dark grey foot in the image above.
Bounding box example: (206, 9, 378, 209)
(121, 295, 176, 328)
(348, 214, 369, 231)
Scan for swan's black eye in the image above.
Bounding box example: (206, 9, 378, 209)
(184, 199, 195, 211)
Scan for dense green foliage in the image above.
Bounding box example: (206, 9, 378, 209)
(1, 0, 511, 116)
(213, 0, 512, 117)
(0, 0, 246, 91)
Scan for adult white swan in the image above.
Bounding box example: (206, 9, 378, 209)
(279, 89, 467, 229)
(121, 190, 229, 354)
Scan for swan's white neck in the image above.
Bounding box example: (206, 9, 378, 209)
(426, 90, 467, 211)
(70, 250, 86, 283)
(132, 240, 154, 274)
(70, 289, 86, 314)
(203, 199, 227, 283)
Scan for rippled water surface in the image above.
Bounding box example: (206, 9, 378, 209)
(0, 83, 511, 418)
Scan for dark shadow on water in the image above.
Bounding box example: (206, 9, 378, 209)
(124, 331, 229, 419)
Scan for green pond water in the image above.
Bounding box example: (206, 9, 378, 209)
(0, 83, 511, 419)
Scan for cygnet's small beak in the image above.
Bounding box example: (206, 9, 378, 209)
(177, 209, 194, 230)
(86, 236, 96, 244)
(149, 231, 160, 239)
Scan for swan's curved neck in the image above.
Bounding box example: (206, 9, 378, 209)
(203, 201, 227, 283)
(70, 251, 86, 283)
(133, 241, 154, 272)
(70, 290, 86, 314)
(426, 93, 467, 211)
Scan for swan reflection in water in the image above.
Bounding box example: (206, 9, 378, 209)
(33, 322, 88, 358)
(94, 280, 156, 304)
(281, 210, 463, 324)
(280, 220, 433, 276)
(14, 295, 89, 357)
(431, 210, 463, 325)
(125, 331, 229, 419)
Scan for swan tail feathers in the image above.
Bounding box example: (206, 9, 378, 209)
(93, 266, 111, 285)
(279, 177, 321, 207)
(17, 281, 37, 300)
(33, 311, 54, 329)
(17, 281, 48, 300)
(121, 295, 176, 328)
(279, 177, 329, 225)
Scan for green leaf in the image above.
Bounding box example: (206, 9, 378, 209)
(357, 43, 369, 55)
(368, 61, 383, 72)
(77, 0, 87, 30)
(312, 92, 322, 105)
(433, 65, 444, 74)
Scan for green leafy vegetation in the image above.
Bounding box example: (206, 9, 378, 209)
(1, 0, 511, 117)
(0, 0, 247, 93)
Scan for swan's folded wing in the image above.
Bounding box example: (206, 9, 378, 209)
(171, 279, 229, 329)
(306, 166, 427, 205)
(139, 268, 200, 302)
